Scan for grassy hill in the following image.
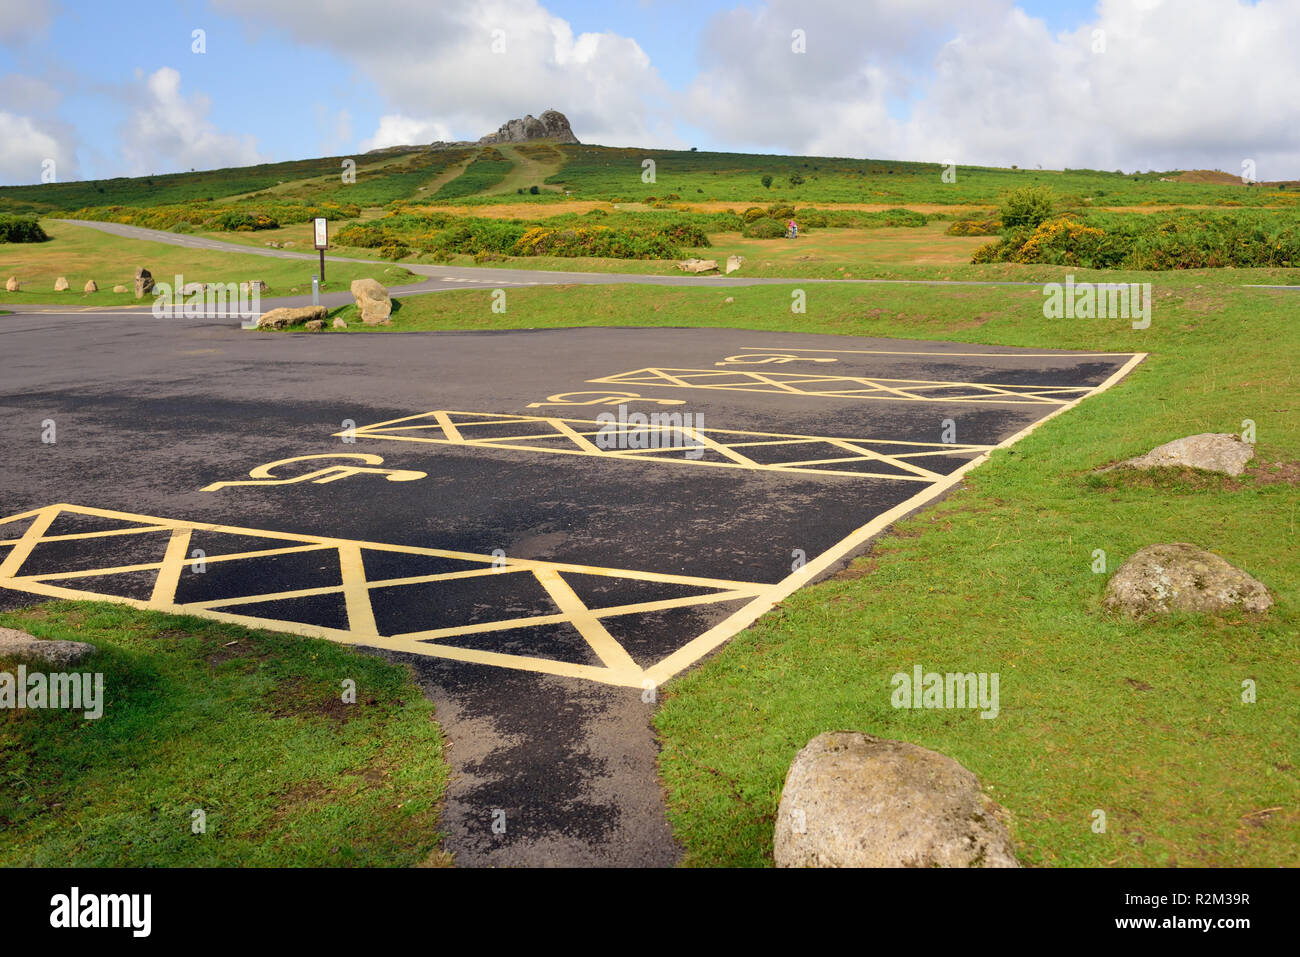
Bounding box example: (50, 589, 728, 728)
(3, 142, 1295, 216)
(2, 141, 1296, 278)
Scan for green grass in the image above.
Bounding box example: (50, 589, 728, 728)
(0, 601, 450, 867)
(321, 278, 1299, 867)
(433, 148, 515, 200)
(9, 141, 1292, 220)
(0, 154, 400, 215)
(548, 145, 1298, 207)
(0, 220, 417, 305)
(642, 282, 1299, 868)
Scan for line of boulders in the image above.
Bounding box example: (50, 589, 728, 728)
(770, 432, 1273, 868)
(1101, 432, 1271, 617)
(5, 267, 154, 295)
(253, 277, 392, 332)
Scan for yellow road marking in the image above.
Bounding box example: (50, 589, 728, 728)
(0, 502, 764, 687)
(588, 368, 1097, 404)
(0, 507, 57, 579)
(534, 568, 641, 678)
(0, 351, 1143, 687)
(741, 345, 1145, 358)
(338, 543, 378, 636)
(640, 351, 1149, 686)
(337, 410, 995, 481)
(150, 527, 192, 604)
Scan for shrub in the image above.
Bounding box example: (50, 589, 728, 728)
(0, 215, 50, 243)
(208, 210, 278, 231)
(742, 217, 787, 239)
(378, 243, 409, 260)
(336, 224, 389, 248)
(529, 185, 540, 195)
(946, 219, 1002, 236)
(1000, 185, 1055, 229)
(742, 206, 766, 223)
(761, 175, 773, 189)
(767, 203, 796, 220)
(788, 172, 805, 186)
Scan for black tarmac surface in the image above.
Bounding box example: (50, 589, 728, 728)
(0, 310, 1141, 865)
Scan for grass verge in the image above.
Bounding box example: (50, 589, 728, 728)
(326, 277, 1298, 866)
(0, 600, 450, 867)
(637, 283, 1298, 867)
(0, 221, 415, 306)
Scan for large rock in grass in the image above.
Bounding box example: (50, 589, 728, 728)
(84, 279, 98, 293)
(676, 258, 719, 274)
(725, 255, 744, 274)
(0, 628, 97, 667)
(256, 305, 327, 330)
(53, 276, 69, 291)
(1103, 543, 1272, 618)
(350, 278, 392, 324)
(1113, 433, 1254, 476)
(134, 267, 154, 298)
(5, 276, 19, 292)
(477, 109, 579, 145)
(774, 731, 1019, 868)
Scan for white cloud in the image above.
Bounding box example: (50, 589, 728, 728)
(0, 110, 75, 184)
(685, 0, 1300, 177)
(212, 0, 675, 147)
(0, 0, 55, 48)
(358, 114, 453, 152)
(119, 67, 264, 175)
(315, 105, 354, 155)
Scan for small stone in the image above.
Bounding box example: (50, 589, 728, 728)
(84, 279, 98, 293)
(350, 278, 392, 324)
(54, 276, 69, 291)
(256, 305, 327, 330)
(723, 296, 734, 303)
(1103, 542, 1272, 618)
(676, 258, 719, 274)
(113, 285, 128, 293)
(305, 319, 325, 331)
(332, 317, 348, 330)
(775, 731, 1018, 868)
(1111, 433, 1255, 477)
(0, 627, 97, 667)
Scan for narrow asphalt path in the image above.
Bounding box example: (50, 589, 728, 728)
(8, 220, 1286, 316)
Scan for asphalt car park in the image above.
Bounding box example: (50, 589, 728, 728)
(0, 311, 1143, 864)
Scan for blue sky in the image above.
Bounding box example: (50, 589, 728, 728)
(1, 0, 1296, 185)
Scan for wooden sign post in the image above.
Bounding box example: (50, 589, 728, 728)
(313, 217, 328, 282)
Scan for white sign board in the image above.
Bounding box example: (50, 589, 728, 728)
(313, 217, 328, 249)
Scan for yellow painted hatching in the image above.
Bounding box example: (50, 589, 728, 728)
(587, 367, 1098, 404)
(336, 411, 995, 481)
(0, 503, 766, 687)
(0, 354, 1146, 688)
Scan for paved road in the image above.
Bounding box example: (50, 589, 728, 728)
(7, 220, 1286, 318)
(0, 308, 1143, 866)
(15, 218, 1051, 311)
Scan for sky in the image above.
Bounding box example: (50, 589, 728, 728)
(1, 0, 1297, 186)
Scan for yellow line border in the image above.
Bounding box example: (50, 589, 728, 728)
(640, 351, 1149, 686)
(0, 352, 1145, 688)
